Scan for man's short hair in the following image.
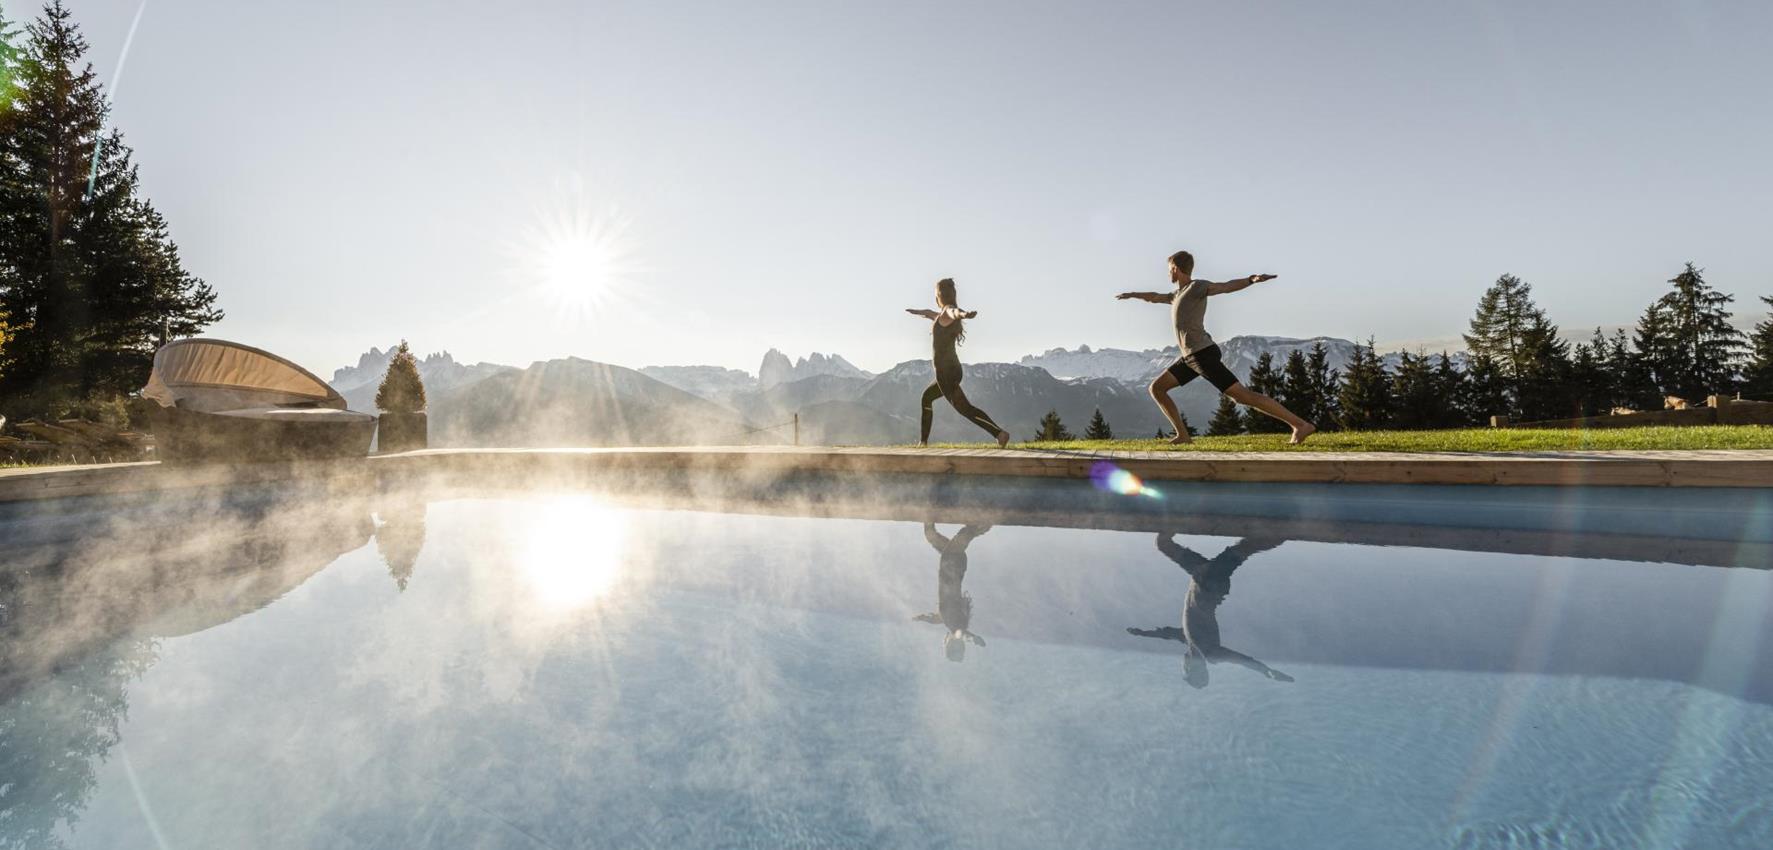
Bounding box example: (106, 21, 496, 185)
(1168, 250, 1194, 276)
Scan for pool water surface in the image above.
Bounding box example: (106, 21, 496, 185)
(2, 484, 1770, 849)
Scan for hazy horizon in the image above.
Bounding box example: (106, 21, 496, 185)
(51, 0, 1773, 376)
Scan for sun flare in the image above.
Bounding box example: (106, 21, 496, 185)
(518, 497, 631, 612)
(511, 186, 644, 318)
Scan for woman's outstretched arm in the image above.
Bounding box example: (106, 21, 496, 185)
(906, 308, 940, 319)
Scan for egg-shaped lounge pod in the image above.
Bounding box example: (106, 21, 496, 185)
(140, 338, 376, 462)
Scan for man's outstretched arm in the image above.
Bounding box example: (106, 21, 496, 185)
(1205, 274, 1278, 296)
(1115, 291, 1173, 304)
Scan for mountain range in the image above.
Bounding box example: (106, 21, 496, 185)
(330, 336, 1434, 447)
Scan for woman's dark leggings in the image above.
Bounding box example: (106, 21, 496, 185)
(921, 369, 1004, 443)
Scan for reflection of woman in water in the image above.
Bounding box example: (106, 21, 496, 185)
(905, 278, 1011, 447)
(1127, 534, 1294, 688)
(914, 522, 991, 661)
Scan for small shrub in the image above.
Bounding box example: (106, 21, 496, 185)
(375, 341, 427, 413)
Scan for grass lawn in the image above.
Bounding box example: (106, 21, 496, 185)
(1005, 425, 1773, 453)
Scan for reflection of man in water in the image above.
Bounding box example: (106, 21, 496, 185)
(914, 523, 991, 662)
(1127, 534, 1294, 688)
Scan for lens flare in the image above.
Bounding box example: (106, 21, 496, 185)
(1090, 461, 1163, 499)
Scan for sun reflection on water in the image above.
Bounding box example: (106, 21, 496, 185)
(518, 497, 631, 612)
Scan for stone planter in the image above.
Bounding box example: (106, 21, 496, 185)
(378, 411, 428, 453)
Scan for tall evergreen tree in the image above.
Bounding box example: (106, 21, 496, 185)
(1336, 338, 1393, 430)
(1607, 328, 1659, 411)
(1306, 341, 1341, 430)
(1389, 351, 1439, 430)
(1206, 395, 1243, 436)
(0, 1, 220, 416)
(1462, 274, 1568, 419)
(1030, 409, 1074, 442)
(1633, 263, 1746, 401)
(0, 4, 21, 98)
(1743, 296, 1773, 400)
(1431, 352, 1467, 427)
(1083, 407, 1113, 440)
(1241, 352, 1287, 433)
(1566, 329, 1614, 417)
(1458, 352, 1510, 425)
(1279, 348, 1319, 426)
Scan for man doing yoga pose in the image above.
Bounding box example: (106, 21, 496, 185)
(1117, 250, 1316, 444)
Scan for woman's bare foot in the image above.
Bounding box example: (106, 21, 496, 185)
(996, 430, 1011, 448)
(1289, 422, 1317, 445)
(919, 440, 929, 447)
(1168, 434, 1193, 445)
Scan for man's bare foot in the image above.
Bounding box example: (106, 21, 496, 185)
(996, 430, 1011, 448)
(1168, 434, 1193, 445)
(919, 440, 929, 448)
(1289, 422, 1317, 445)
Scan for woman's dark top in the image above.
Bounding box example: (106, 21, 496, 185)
(932, 318, 964, 380)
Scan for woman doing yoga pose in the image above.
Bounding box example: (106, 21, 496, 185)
(906, 278, 1011, 447)
(914, 522, 992, 662)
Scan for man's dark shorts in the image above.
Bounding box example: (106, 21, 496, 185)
(1165, 344, 1239, 393)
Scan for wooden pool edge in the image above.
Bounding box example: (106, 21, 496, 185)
(3, 446, 1772, 503)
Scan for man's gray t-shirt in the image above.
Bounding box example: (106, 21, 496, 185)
(1171, 280, 1214, 355)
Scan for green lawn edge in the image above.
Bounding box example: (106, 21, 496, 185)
(929, 425, 1773, 453)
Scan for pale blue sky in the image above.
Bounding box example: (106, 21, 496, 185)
(49, 0, 1773, 373)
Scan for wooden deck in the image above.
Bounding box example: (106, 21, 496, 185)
(3, 446, 1772, 503)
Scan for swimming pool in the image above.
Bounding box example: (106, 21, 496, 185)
(3, 476, 1769, 849)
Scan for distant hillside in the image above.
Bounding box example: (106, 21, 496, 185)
(333, 345, 515, 412)
(854, 361, 1171, 443)
(333, 333, 1472, 448)
(758, 349, 872, 389)
(428, 357, 769, 448)
(637, 365, 755, 402)
(1022, 336, 1364, 384)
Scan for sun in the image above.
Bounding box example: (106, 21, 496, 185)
(512, 185, 644, 318)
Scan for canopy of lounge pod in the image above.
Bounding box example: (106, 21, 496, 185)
(140, 339, 375, 462)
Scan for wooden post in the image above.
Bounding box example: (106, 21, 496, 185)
(1490, 415, 1510, 429)
(793, 413, 800, 446)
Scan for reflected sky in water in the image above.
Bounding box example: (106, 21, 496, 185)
(2, 487, 1770, 849)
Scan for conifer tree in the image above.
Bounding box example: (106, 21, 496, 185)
(1458, 352, 1510, 425)
(1306, 341, 1341, 430)
(1566, 329, 1614, 417)
(1083, 408, 1113, 440)
(1462, 274, 1568, 419)
(1431, 353, 1467, 427)
(1241, 352, 1288, 433)
(1279, 348, 1318, 426)
(1634, 263, 1746, 401)
(0, 2, 220, 415)
(376, 340, 427, 413)
(1206, 394, 1243, 436)
(1607, 328, 1658, 411)
(1030, 409, 1074, 442)
(1389, 351, 1439, 430)
(1743, 296, 1773, 401)
(1336, 338, 1393, 430)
